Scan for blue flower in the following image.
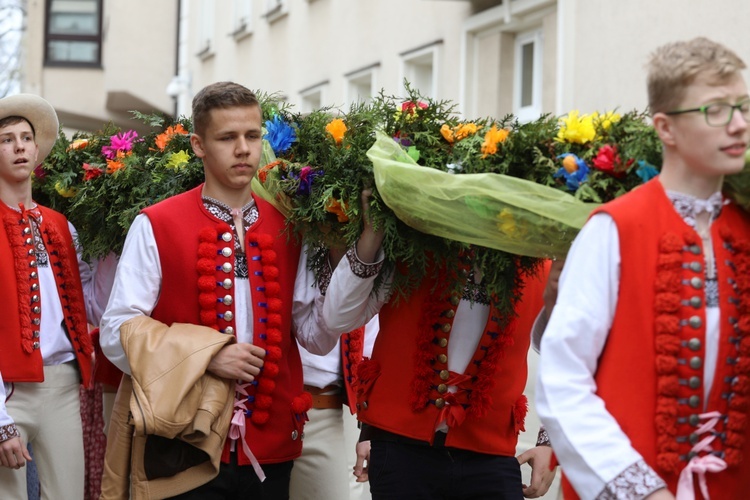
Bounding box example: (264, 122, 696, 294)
(635, 160, 659, 182)
(554, 153, 590, 192)
(264, 116, 296, 155)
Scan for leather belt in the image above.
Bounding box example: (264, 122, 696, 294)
(360, 423, 448, 448)
(304, 384, 344, 409)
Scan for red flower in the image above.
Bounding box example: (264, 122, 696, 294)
(82, 163, 103, 181)
(592, 144, 626, 178)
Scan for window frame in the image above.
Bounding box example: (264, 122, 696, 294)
(44, 0, 104, 67)
(513, 28, 543, 123)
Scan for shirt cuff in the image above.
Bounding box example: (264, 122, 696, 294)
(0, 423, 20, 443)
(346, 246, 383, 279)
(595, 460, 667, 500)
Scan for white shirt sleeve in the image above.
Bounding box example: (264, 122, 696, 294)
(293, 245, 341, 356)
(99, 214, 162, 375)
(536, 213, 649, 498)
(0, 371, 13, 433)
(71, 221, 119, 327)
(321, 252, 387, 335)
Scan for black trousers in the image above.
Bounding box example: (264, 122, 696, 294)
(167, 452, 294, 500)
(368, 437, 523, 500)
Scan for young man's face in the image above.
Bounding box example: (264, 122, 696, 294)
(0, 120, 38, 186)
(665, 72, 749, 178)
(190, 105, 263, 196)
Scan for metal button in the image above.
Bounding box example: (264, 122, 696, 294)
(32, 318, 40, 326)
(689, 296, 702, 308)
(687, 338, 701, 351)
(30, 271, 37, 279)
(689, 376, 701, 389)
(688, 395, 700, 408)
(437, 384, 448, 394)
(224, 326, 234, 335)
(689, 414, 700, 426)
(689, 262, 703, 273)
(25, 237, 32, 245)
(32, 306, 40, 314)
(688, 316, 702, 329)
(222, 279, 233, 289)
(31, 283, 39, 291)
(689, 356, 702, 370)
(223, 295, 233, 306)
(221, 232, 233, 242)
(441, 323, 451, 333)
(224, 311, 234, 322)
(29, 260, 37, 267)
(690, 277, 703, 289)
(438, 338, 448, 348)
(444, 310, 455, 319)
(449, 295, 460, 306)
(688, 245, 701, 255)
(221, 247, 233, 258)
(437, 354, 448, 364)
(33, 330, 40, 338)
(23, 227, 31, 235)
(31, 295, 39, 303)
(291, 430, 299, 440)
(222, 262, 232, 273)
(362, 401, 368, 409)
(439, 369, 450, 381)
(27, 248, 34, 256)
(689, 433, 699, 445)
(687, 451, 698, 460)
(435, 398, 446, 409)
(33, 341, 40, 349)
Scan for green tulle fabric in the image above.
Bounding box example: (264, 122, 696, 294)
(368, 130, 596, 259)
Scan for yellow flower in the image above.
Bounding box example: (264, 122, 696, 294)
(592, 111, 621, 132)
(481, 125, 510, 157)
(496, 208, 522, 238)
(67, 138, 89, 151)
(325, 118, 347, 145)
(165, 150, 191, 170)
(455, 123, 479, 141)
(556, 110, 596, 144)
(54, 181, 78, 198)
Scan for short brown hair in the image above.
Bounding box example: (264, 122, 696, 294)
(647, 37, 746, 114)
(0, 116, 35, 136)
(191, 82, 260, 136)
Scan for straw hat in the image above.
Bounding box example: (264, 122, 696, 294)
(0, 94, 59, 163)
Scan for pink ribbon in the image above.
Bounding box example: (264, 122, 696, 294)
(675, 412, 727, 500)
(228, 382, 266, 482)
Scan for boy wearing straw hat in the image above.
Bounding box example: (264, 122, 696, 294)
(0, 93, 113, 498)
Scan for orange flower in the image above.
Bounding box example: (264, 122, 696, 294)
(440, 124, 455, 143)
(258, 160, 282, 183)
(106, 157, 125, 174)
(325, 119, 347, 145)
(155, 123, 189, 151)
(455, 123, 479, 141)
(325, 197, 349, 222)
(67, 138, 89, 151)
(481, 125, 509, 157)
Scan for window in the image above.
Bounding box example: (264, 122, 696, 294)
(345, 65, 379, 106)
(514, 29, 543, 122)
(300, 82, 328, 114)
(401, 42, 441, 99)
(45, 0, 102, 66)
(198, 0, 216, 56)
(232, 0, 252, 37)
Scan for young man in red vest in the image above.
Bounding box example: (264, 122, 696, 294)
(100, 82, 327, 499)
(537, 37, 750, 499)
(0, 94, 114, 498)
(320, 190, 557, 499)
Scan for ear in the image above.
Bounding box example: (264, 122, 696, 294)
(190, 133, 206, 158)
(652, 112, 677, 147)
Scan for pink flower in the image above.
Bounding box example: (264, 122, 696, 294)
(102, 130, 139, 159)
(400, 101, 428, 114)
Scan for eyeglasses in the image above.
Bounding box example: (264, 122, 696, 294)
(665, 99, 750, 127)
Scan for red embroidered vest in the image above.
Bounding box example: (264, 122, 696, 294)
(356, 261, 548, 455)
(143, 185, 307, 465)
(562, 180, 750, 499)
(0, 204, 92, 386)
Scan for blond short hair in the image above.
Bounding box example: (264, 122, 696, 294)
(647, 37, 746, 114)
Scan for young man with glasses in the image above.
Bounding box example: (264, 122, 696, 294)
(537, 37, 750, 499)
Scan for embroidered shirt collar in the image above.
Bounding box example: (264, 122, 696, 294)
(666, 190, 726, 228)
(202, 195, 257, 226)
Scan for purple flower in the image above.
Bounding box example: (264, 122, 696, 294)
(264, 116, 296, 155)
(102, 130, 139, 159)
